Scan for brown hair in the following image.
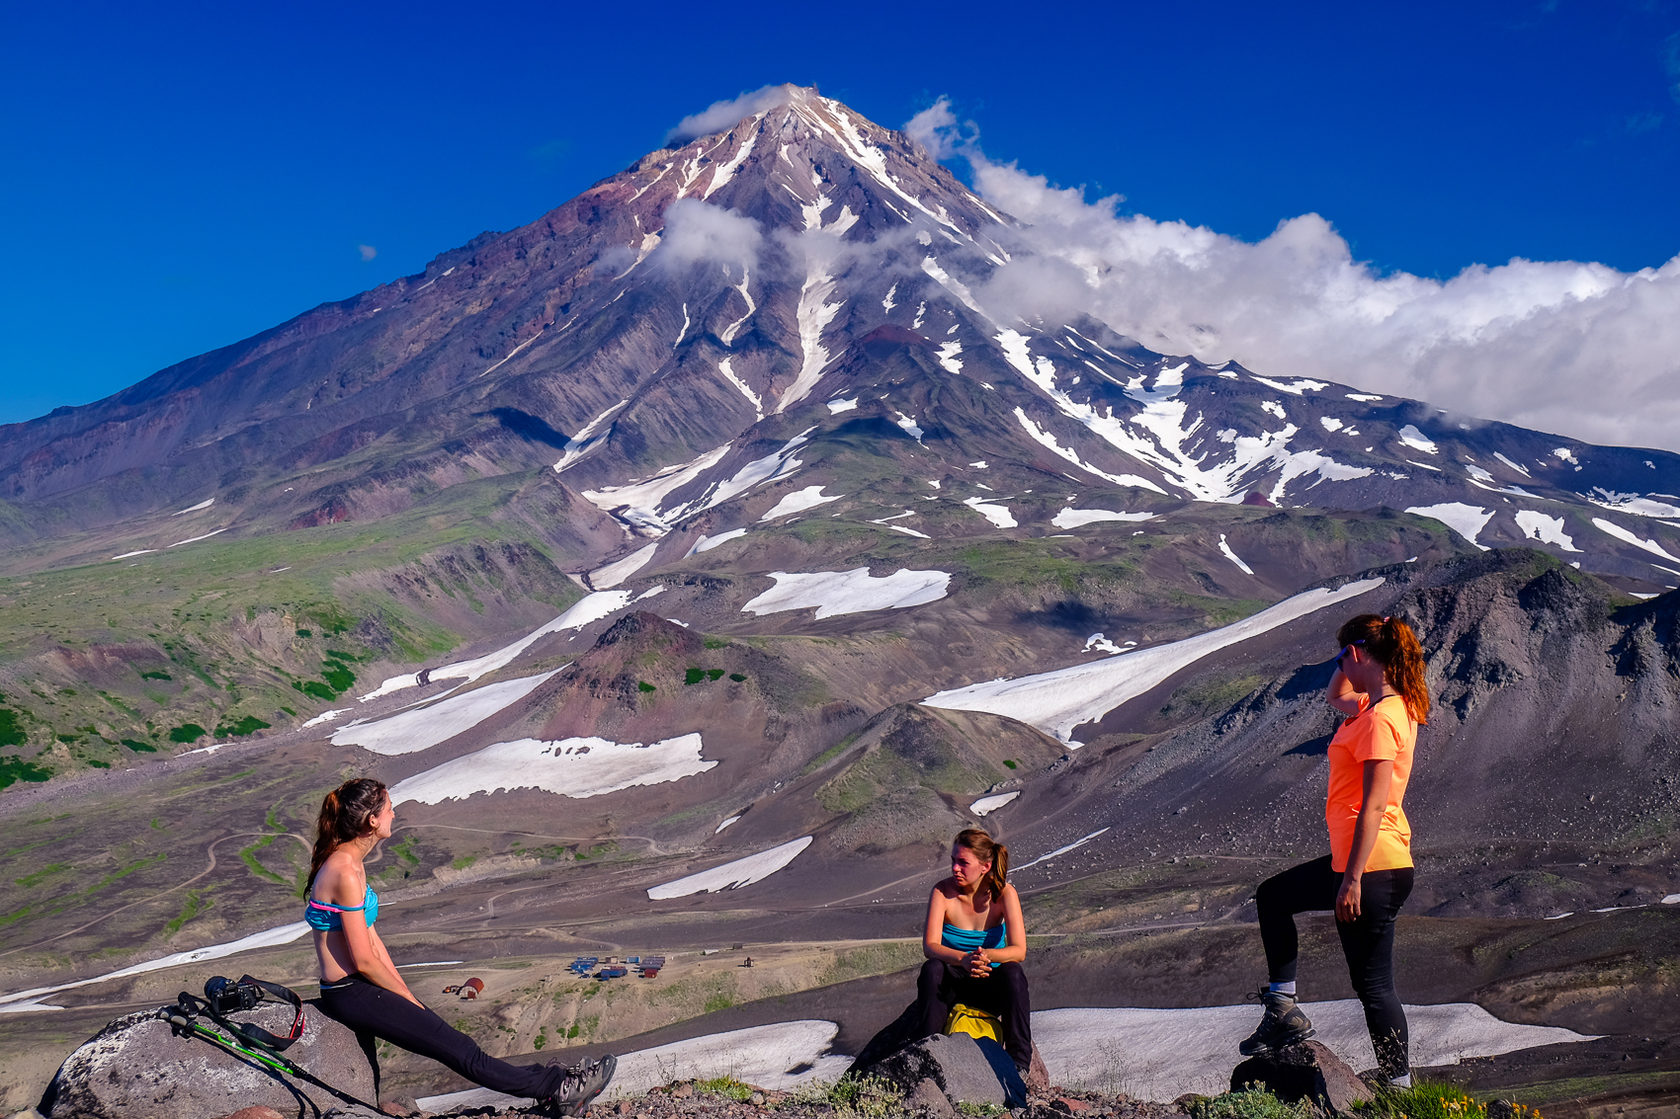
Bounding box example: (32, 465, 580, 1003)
(309, 778, 388, 886)
(1338, 613, 1430, 725)
(954, 828, 1009, 899)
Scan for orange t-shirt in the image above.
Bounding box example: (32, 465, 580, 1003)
(1325, 694, 1416, 873)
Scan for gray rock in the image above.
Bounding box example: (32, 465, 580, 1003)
(906, 1077, 956, 1118)
(1229, 1040, 1372, 1114)
(41, 1001, 379, 1119)
(863, 1033, 1027, 1109)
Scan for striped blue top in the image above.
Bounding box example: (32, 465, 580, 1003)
(942, 921, 1007, 964)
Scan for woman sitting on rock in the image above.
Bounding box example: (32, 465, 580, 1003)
(914, 827, 1032, 1075)
(307, 777, 615, 1115)
(1241, 613, 1429, 1088)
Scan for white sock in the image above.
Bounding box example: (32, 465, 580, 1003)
(1268, 981, 1296, 996)
(1388, 1073, 1411, 1088)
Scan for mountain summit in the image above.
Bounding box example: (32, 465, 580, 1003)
(4, 85, 1678, 586)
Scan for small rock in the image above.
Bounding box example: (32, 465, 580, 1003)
(614, 1101, 634, 1116)
(1488, 1102, 1521, 1119)
(215, 1110, 287, 1119)
(908, 1077, 956, 1119)
(1052, 1098, 1090, 1113)
(379, 1098, 421, 1118)
(749, 1092, 765, 1106)
(672, 1083, 694, 1099)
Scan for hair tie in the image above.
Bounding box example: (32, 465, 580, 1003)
(1381, 616, 1390, 624)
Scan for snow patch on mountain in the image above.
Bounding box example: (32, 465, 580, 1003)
(964, 496, 1018, 528)
(647, 836, 813, 899)
(554, 399, 630, 473)
(1514, 511, 1580, 552)
(1218, 534, 1254, 575)
(592, 543, 659, 588)
(1406, 502, 1494, 550)
(923, 578, 1384, 744)
(391, 732, 717, 805)
(1250, 376, 1329, 395)
(760, 485, 840, 520)
(334, 670, 563, 756)
(1052, 507, 1156, 529)
(687, 527, 748, 556)
(1592, 517, 1680, 564)
(742, 568, 952, 619)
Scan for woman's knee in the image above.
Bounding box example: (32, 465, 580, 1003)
(994, 961, 1028, 991)
(917, 959, 944, 993)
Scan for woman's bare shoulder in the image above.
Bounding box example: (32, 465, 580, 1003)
(930, 876, 959, 900)
(315, 848, 365, 899)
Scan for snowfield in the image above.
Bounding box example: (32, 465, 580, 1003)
(647, 837, 814, 899)
(591, 543, 659, 588)
(1035, 1001, 1596, 1100)
(743, 569, 952, 619)
(964, 496, 1018, 528)
(419, 1001, 1592, 1111)
(332, 669, 562, 755)
(761, 485, 841, 520)
(970, 791, 1020, 816)
(390, 733, 717, 805)
(924, 578, 1384, 744)
(359, 590, 631, 700)
(1051, 507, 1156, 529)
(1405, 502, 1494, 550)
(0, 922, 311, 1013)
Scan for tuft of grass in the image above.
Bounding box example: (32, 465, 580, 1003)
(1188, 1086, 1315, 1119)
(638, 681, 657, 692)
(1352, 1081, 1545, 1118)
(697, 1077, 754, 1102)
(0, 756, 54, 788)
(168, 723, 207, 743)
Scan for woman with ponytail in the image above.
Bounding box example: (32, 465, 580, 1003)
(915, 828, 1033, 1074)
(1241, 614, 1430, 1088)
(307, 778, 614, 1115)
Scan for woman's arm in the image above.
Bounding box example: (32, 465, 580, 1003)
(320, 860, 422, 1005)
(1335, 759, 1394, 922)
(1327, 665, 1363, 716)
(922, 886, 968, 966)
(974, 885, 1027, 967)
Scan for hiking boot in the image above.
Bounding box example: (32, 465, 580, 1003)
(1238, 988, 1314, 1055)
(546, 1053, 617, 1117)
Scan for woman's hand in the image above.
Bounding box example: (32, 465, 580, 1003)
(1335, 873, 1363, 922)
(965, 949, 991, 978)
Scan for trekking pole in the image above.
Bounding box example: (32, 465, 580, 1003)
(161, 1000, 382, 1112)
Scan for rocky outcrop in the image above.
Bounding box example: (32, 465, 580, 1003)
(856, 1032, 1028, 1109)
(1228, 1041, 1372, 1114)
(40, 1001, 378, 1119)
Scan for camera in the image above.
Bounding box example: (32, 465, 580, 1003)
(204, 975, 263, 1015)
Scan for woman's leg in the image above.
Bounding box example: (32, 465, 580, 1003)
(320, 976, 565, 1099)
(915, 959, 962, 1040)
(989, 962, 1033, 1071)
(1335, 867, 1414, 1079)
(1255, 855, 1340, 983)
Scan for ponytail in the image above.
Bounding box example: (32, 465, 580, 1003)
(309, 778, 388, 886)
(954, 828, 1009, 899)
(1337, 613, 1430, 725)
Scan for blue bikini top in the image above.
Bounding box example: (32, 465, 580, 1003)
(304, 883, 378, 931)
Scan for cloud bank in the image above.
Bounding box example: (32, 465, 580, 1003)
(652, 198, 765, 274)
(916, 99, 1680, 454)
(669, 85, 799, 143)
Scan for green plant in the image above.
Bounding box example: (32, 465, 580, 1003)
(532, 1027, 547, 1051)
(168, 723, 207, 743)
(684, 667, 705, 685)
(638, 680, 657, 692)
(696, 1076, 754, 1102)
(956, 1103, 1005, 1117)
(1188, 1086, 1315, 1119)
(1351, 1081, 1543, 1118)
(729, 672, 746, 682)
(822, 1074, 903, 1119)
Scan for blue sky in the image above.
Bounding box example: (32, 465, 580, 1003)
(3, 0, 1678, 436)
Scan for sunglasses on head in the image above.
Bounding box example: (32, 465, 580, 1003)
(1337, 640, 1365, 666)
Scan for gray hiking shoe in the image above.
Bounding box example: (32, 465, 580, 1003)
(546, 1053, 616, 1117)
(1238, 988, 1315, 1055)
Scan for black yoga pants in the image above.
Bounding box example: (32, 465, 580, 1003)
(915, 959, 1033, 1070)
(1255, 854, 1414, 1077)
(319, 974, 565, 1099)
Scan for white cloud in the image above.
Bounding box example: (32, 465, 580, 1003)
(652, 199, 764, 274)
(669, 85, 799, 142)
(357, 244, 377, 262)
(913, 104, 1680, 454)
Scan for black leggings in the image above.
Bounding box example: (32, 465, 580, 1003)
(1255, 855, 1414, 1077)
(318, 974, 565, 1099)
(915, 959, 1033, 1070)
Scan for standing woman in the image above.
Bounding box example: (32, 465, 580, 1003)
(917, 828, 1033, 1075)
(307, 778, 614, 1115)
(1240, 614, 1429, 1088)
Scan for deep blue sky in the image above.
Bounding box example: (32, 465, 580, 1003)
(3, 0, 1677, 426)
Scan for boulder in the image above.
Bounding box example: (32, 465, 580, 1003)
(41, 1001, 379, 1119)
(859, 1032, 1027, 1109)
(1229, 1040, 1372, 1114)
